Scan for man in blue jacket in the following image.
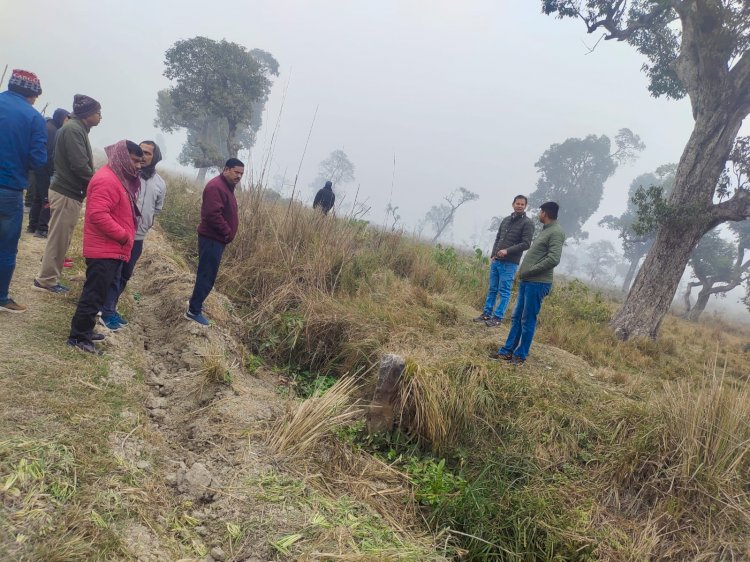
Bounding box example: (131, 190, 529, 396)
(0, 70, 47, 313)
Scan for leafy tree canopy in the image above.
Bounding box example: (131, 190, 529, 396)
(530, 129, 644, 240)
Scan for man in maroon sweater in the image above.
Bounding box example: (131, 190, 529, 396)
(186, 158, 243, 326)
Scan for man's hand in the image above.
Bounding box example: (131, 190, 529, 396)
(496, 249, 508, 258)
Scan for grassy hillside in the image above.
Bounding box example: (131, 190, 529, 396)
(159, 173, 750, 560)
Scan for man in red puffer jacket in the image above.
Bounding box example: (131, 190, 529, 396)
(67, 140, 143, 354)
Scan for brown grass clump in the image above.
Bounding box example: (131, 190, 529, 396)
(268, 377, 363, 459)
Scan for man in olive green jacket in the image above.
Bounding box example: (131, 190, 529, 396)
(493, 201, 565, 365)
(34, 95, 101, 293)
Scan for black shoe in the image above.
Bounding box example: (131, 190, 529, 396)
(33, 230, 48, 239)
(473, 314, 490, 323)
(510, 356, 526, 366)
(67, 338, 102, 355)
(26, 226, 36, 234)
(91, 333, 106, 342)
(489, 352, 513, 361)
(485, 318, 502, 327)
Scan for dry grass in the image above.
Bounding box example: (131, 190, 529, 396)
(268, 376, 364, 458)
(158, 173, 750, 560)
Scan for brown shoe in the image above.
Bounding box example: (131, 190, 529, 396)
(0, 299, 27, 313)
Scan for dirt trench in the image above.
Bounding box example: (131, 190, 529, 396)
(105, 230, 307, 561)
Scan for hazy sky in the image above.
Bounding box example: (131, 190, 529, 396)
(3, 0, 745, 251)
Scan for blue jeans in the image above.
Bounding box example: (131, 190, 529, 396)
(188, 235, 225, 315)
(102, 240, 144, 317)
(499, 281, 551, 360)
(0, 188, 23, 304)
(482, 260, 518, 320)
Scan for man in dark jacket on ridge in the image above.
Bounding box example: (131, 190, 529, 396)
(313, 180, 335, 215)
(475, 195, 534, 327)
(185, 158, 243, 326)
(28, 108, 70, 237)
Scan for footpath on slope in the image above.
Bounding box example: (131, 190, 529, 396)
(0, 226, 446, 561)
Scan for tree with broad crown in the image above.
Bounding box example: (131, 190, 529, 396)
(584, 240, 620, 284)
(543, 0, 750, 340)
(529, 129, 644, 241)
(310, 150, 356, 191)
(599, 164, 677, 292)
(424, 187, 480, 243)
(155, 37, 278, 181)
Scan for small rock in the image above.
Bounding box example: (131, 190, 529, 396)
(159, 385, 173, 397)
(145, 396, 167, 410)
(195, 525, 209, 537)
(176, 462, 215, 501)
(136, 460, 151, 471)
(165, 473, 177, 486)
(210, 546, 226, 561)
(149, 408, 166, 422)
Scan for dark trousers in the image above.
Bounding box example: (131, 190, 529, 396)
(28, 170, 51, 233)
(70, 258, 123, 344)
(188, 235, 225, 315)
(102, 240, 144, 317)
(0, 188, 23, 303)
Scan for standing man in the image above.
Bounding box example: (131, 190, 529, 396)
(28, 108, 70, 237)
(34, 94, 101, 294)
(185, 158, 243, 326)
(0, 69, 47, 313)
(67, 141, 143, 354)
(493, 202, 565, 365)
(475, 195, 534, 327)
(100, 141, 166, 330)
(313, 180, 335, 215)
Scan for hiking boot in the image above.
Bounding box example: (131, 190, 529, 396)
(100, 315, 123, 332)
(510, 356, 526, 366)
(185, 309, 210, 327)
(489, 351, 513, 361)
(33, 231, 48, 239)
(0, 299, 27, 313)
(66, 338, 102, 355)
(473, 314, 490, 323)
(91, 333, 106, 342)
(485, 318, 502, 327)
(26, 225, 35, 234)
(112, 312, 128, 326)
(32, 279, 69, 294)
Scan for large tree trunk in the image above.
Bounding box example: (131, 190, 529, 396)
(610, 108, 744, 340)
(196, 167, 208, 183)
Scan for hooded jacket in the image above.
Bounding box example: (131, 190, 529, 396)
(0, 90, 47, 190)
(313, 181, 335, 214)
(197, 174, 239, 244)
(82, 142, 139, 260)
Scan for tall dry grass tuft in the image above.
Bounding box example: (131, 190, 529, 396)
(268, 377, 363, 459)
(397, 359, 496, 454)
(659, 365, 750, 512)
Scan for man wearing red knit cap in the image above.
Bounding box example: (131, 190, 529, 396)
(0, 69, 47, 313)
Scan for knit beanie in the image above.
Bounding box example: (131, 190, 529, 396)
(8, 69, 42, 97)
(72, 94, 101, 119)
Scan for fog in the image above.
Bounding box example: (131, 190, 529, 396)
(3, 0, 748, 313)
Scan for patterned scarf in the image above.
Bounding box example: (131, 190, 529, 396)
(104, 141, 141, 199)
(104, 140, 141, 219)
